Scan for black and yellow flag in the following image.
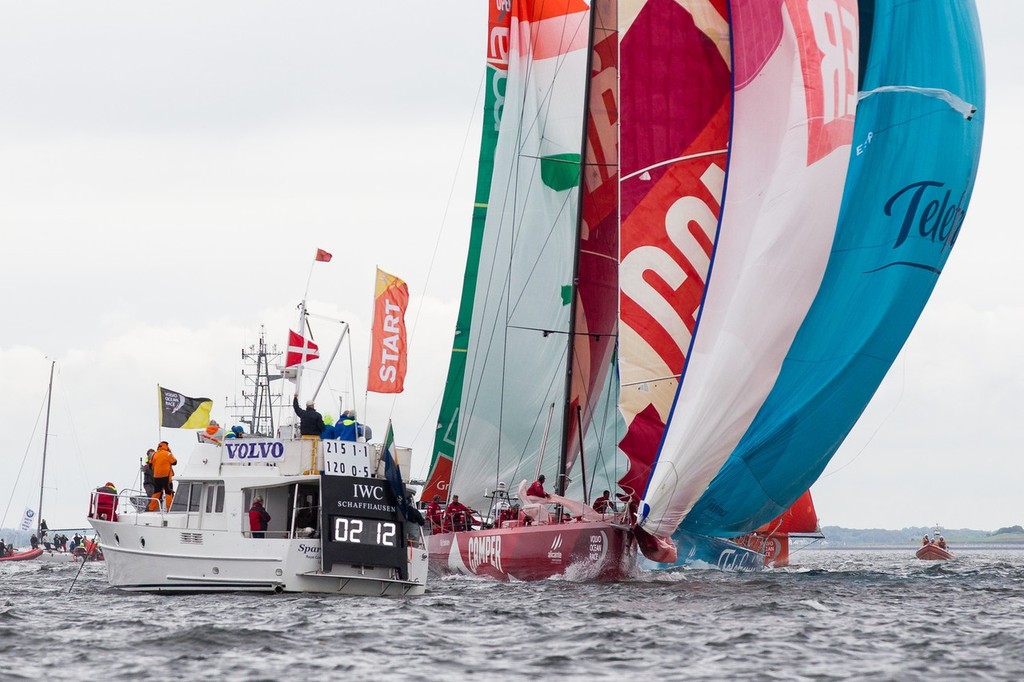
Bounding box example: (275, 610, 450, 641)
(159, 386, 213, 429)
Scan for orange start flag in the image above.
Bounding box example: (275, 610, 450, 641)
(367, 268, 409, 393)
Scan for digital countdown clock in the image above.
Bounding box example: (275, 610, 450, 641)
(331, 517, 399, 547)
(319, 474, 407, 574)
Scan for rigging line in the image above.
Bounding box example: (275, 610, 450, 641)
(507, 344, 573, 487)
(858, 85, 977, 119)
(511, 6, 593, 154)
(504, 324, 614, 337)
(820, 355, 907, 479)
(408, 390, 446, 481)
(55, 371, 93, 511)
(517, 153, 615, 168)
(581, 361, 620, 495)
(399, 63, 487, 420)
(506, 178, 577, 320)
(474, 11, 582, 375)
(621, 148, 729, 182)
(459, 7, 591, 482)
(500, 11, 591, 299)
(0, 386, 49, 529)
(620, 373, 682, 387)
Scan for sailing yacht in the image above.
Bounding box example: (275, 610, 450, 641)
(0, 360, 88, 564)
(422, 0, 985, 579)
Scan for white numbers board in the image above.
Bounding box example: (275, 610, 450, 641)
(322, 440, 372, 478)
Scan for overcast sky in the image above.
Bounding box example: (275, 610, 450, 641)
(1, 2, 1018, 534)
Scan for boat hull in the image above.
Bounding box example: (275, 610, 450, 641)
(642, 528, 766, 572)
(916, 544, 954, 561)
(426, 521, 634, 581)
(0, 548, 43, 562)
(89, 519, 428, 595)
(36, 550, 84, 564)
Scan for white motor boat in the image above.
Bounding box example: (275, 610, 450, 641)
(88, 435, 427, 595)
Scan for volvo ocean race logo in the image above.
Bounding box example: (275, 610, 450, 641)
(468, 535, 502, 574)
(884, 180, 967, 263)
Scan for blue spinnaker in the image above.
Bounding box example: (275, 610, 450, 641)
(683, 0, 986, 537)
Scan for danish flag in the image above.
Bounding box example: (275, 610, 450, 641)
(285, 330, 319, 367)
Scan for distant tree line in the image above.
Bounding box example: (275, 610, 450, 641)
(820, 525, 1024, 546)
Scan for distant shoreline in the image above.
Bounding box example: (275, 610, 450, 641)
(804, 544, 1024, 551)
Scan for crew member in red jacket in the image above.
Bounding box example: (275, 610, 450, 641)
(526, 474, 551, 499)
(444, 495, 474, 532)
(248, 496, 271, 538)
(94, 482, 119, 521)
(425, 494, 444, 533)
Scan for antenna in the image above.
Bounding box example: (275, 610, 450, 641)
(227, 326, 283, 437)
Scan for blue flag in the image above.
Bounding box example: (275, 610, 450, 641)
(382, 421, 424, 526)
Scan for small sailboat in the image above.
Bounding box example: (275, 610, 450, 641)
(422, 0, 984, 579)
(2, 360, 86, 563)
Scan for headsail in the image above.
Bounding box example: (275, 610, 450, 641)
(637, 0, 859, 554)
(755, 489, 821, 536)
(422, 3, 513, 502)
(682, 0, 985, 537)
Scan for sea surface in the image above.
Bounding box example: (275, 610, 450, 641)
(2, 548, 1022, 681)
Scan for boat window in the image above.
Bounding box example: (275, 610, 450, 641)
(290, 483, 320, 539)
(170, 482, 203, 513)
(205, 483, 226, 513)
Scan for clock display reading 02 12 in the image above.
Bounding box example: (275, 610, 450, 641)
(331, 517, 398, 548)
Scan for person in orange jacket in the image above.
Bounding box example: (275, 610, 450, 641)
(148, 441, 177, 511)
(199, 419, 224, 445)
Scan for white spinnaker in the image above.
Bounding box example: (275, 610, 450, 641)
(638, 1, 857, 538)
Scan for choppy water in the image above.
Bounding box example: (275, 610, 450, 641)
(2, 549, 1022, 680)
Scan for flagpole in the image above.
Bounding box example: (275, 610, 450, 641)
(364, 265, 378, 431)
(294, 253, 318, 401)
(294, 249, 330, 404)
(157, 384, 163, 443)
(311, 322, 349, 401)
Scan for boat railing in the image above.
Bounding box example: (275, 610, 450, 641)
(243, 530, 292, 539)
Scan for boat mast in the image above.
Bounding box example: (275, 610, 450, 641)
(229, 326, 283, 437)
(556, 7, 598, 497)
(36, 360, 55, 536)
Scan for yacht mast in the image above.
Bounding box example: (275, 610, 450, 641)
(556, 7, 599, 497)
(36, 360, 55, 536)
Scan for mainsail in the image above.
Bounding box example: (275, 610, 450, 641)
(444, 1, 593, 511)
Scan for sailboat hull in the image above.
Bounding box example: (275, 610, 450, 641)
(641, 528, 765, 573)
(426, 522, 634, 582)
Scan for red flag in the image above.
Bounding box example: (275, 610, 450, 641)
(315, 248, 332, 263)
(285, 330, 320, 367)
(367, 268, 409, 393)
